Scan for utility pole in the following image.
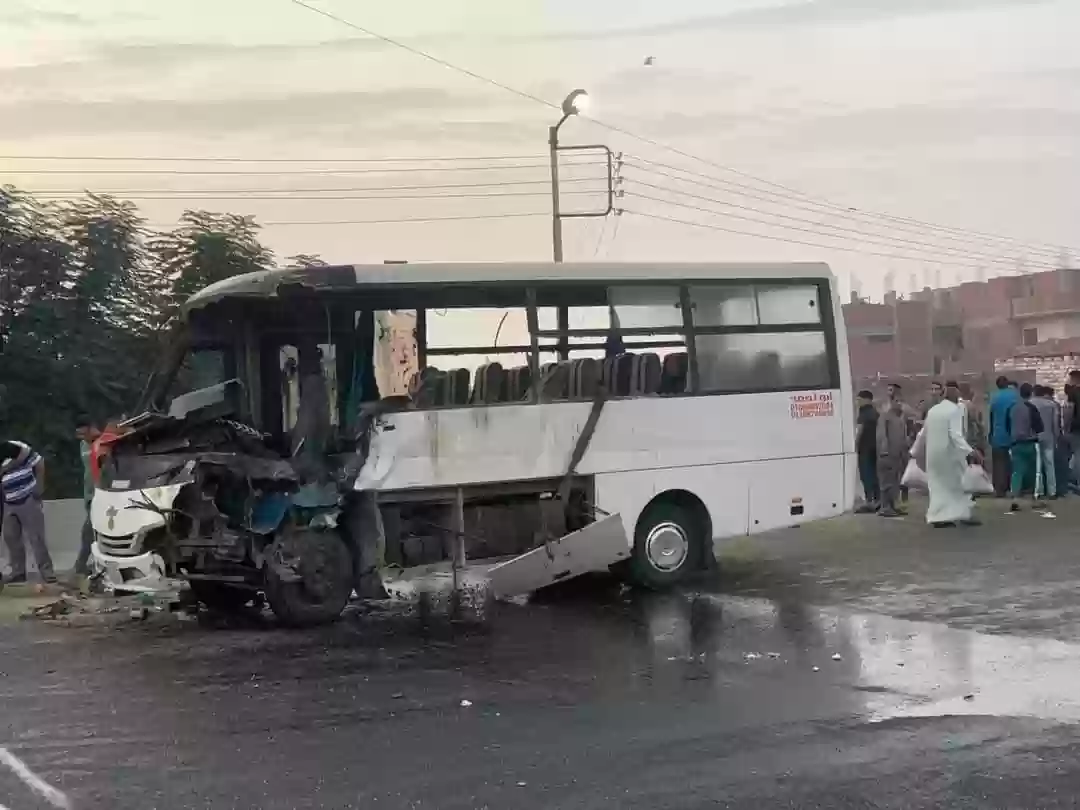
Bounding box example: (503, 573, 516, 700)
(548, 89, 619, 268)
(549, 122, 564, 263)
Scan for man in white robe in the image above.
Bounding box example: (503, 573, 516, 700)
(924, 381, 982, 527)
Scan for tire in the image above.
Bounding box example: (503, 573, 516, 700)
(629, 499, 705, 589)
(264, 529, 353, 627)
(188, 580, 254, 612)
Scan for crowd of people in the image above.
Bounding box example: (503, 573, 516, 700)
(857, 372, 1080, 527)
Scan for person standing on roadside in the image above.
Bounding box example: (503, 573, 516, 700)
(876, 396, 910, 518)
(0, 440, 56, 584)
(885, 382, 918, 504)
(989, 376, 1020, 497)
(924, 381, 982, 527)
(1031, 386, 1060, 500)
(855, 390, 880, 513)
(921, 381, 944, 423)
(73, 419, 101, 576)
(1065, 369, 1080, 486)
(1007, 382, 1044, 513)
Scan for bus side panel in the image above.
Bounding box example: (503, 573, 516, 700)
(593, 454, 847, 548)
(593, 465, 751, 547)
(844, 450, 859, 514)
(361, 391, 845, 493)
(744, 454, 847, 533)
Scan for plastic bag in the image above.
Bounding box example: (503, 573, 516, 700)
(901, 458, 928, 492)
(910, 427, 927, 471)
(962, 463, 993, 495)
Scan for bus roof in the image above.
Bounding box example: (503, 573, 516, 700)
(185, 261, 834, 311)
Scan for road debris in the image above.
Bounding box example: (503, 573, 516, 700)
(21, 590, 178, 627)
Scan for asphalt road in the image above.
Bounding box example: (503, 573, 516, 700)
(4, 499, 1080, 809)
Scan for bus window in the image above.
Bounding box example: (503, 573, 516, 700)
(411, 300, 536, 408)
(609, 285, 683, 329)
(757, 284, 820, 324)
(695, 332, 831, 393)
(688, 285, 757, 326)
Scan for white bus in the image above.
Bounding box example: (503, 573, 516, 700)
(90, 262, 854, 624)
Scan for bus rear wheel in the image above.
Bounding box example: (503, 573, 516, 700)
(264, 530, 353, 627)
(630, 499, 705, 589)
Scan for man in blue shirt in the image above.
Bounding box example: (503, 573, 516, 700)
(988, 376, 1020, 498)
(1, 440, 56, 584)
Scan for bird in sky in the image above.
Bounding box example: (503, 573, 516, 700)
(644, 56, 655, 66)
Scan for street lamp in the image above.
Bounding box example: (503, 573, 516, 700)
(549, 89, 589, 263)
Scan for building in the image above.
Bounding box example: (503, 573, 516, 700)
(844, 267, 1080, 386)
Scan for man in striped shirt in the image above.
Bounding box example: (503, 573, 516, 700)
(1, 440, 56, 584)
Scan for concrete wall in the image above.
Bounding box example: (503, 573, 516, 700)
(0, 498, 85, 576)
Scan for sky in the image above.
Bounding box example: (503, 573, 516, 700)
(2, 0, 1078, 301)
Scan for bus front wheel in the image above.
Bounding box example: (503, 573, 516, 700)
(630, 498, 706, 588)
(264, 530, 353, 627)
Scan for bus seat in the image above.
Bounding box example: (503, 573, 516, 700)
(569, 357, 601, 400)
(753, 352, 783, 391)
(409, 367, 445, 409)
(472, 362, 507, 404)
(601, 356, 617, 393)
(540, 361, 571, 401)
(612, 353, 635, 396)
(443, 368, 471, 406)
(506, 366, 532, 401)
(660, 352, 689, 394)
(630, 353, 662, 396)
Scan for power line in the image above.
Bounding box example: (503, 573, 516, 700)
(624, 158, 1069, 260)
(0, 153, 548, 164)
(33, 188, 605, 203)
(148, 210, 548, 229)
(622, 207, 1055, 272)
(286, 0, 561, 113)
(282, 0, 1073, 262)
(625, 155, 1075, 258)
(26, 176, 605, 198)
(623, 177, 1047, 270)
(2, 160, 603, 177)
(589, 217, 610, 259)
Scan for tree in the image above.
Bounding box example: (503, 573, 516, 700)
(0, 190, 282, 497)
(286, 253, 328, 268)
(150, 210, 274, 319)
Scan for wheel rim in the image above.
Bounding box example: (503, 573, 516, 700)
(645, 521, 689, 572)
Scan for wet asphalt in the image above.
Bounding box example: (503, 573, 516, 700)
(4, 497, 1080, 809)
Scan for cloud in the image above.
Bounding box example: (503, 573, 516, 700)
(765, 103, 1080, 153)
(0, 37, 398, 91)
(0, 1, 150, 28)
(531, 0, 1055, 41)
(0, 87, 485, 138)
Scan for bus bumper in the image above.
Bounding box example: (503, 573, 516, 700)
(90, 542, 171, 594)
